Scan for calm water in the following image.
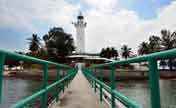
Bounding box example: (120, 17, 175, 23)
(2, 78, 176, 108)
(116, 79, 176, 108)
(3, 78, 43, 105)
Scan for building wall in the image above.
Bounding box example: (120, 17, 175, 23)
(74, 17, 86, 54)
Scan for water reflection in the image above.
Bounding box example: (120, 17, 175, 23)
(116, 79, 176, 108)
(160, 80, 176, 108)
(3, 78, 42, 105)
(2, 78, 176, 108)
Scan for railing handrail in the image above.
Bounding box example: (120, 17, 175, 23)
(90, 48, 176, 68)
(0, 49, 71, 68)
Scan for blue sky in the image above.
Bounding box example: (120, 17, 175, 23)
(0, 0, 175, 53)
(119, 0, 171, 19)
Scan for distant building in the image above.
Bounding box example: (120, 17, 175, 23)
(71, 12, 112, 66)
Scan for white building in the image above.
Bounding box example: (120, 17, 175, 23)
(73, 12, 87, 54)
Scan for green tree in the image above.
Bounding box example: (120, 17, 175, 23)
(138, 42, 149, 55)
(161, 29, 176, 50)
(121, 45, 132, 59)
(148, 35, 161, 53)
(43, 27, 75, 58)
(160, 29, 176, 70)
(37, 47, 47, 59)
(111, 47, 119, 59)
(100, 47, 118, 59)
(27, 34, 41, 55)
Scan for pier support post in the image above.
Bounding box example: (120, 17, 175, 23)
(0, 54, 5, 103)
(148, 59, 161, 108)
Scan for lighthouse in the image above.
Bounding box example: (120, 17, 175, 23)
(73, 12, 87, 54)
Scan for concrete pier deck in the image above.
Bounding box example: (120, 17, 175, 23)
(50, 71, 108, 108)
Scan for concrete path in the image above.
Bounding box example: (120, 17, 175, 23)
(50, 71, 108, 108)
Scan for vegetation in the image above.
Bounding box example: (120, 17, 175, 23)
(121, 45, 132, 59)
(138, 29, 176, 70)
(138, 42, 149, 55)
(160, 30, 176, 70)
(160, 30, 176, 50)
(25, 27, 176, 70)
(26, 27, 75, 62)
(43, 27, 75, 57)
(27, 34, 41, 56)
(148, 35, 161, 53)
(100, 47, 118, 59)
(98, 29, 176, 70)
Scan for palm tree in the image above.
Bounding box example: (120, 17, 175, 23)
(138, 42, 149, 55)
(27, 34, 41, 55)
(160, 29, 176, 70)
(121, 45, 132, 59)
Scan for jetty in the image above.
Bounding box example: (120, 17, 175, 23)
(50, 71, 108, 108)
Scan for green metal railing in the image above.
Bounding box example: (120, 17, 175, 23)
(0, 49, 77, 108)
(83, 48, 176, 108)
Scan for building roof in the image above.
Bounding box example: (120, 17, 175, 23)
(77, 12, 84, 19)
(67, 54, 115, 62)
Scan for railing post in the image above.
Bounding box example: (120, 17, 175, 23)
(42, 64, 48, 108)
(148, 59, 161, 108)
(66, 70, 69, 88)
(94, 68, 97, 93)
(110, 65, 116, 108)
(0, 54, 5, 103)
(62, 70, 65, 93)
(56, 67, 60, 101)
(91, 69, 94, 88)
(99, 66, 103, 102)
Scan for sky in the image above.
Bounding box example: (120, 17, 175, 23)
(0, 0, 176, 54)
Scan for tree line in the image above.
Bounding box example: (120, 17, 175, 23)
(100, 29, 176, 70)
(15, 28, 176, 70)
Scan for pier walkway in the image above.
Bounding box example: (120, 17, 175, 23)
(50, 70, 108, 108)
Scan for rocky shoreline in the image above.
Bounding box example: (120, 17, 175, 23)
(4, 69, 176, 81)
(3, 69, 65, 81)
(96, 69, 176, 81)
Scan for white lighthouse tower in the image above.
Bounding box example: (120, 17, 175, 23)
(73, 12, 87, 54)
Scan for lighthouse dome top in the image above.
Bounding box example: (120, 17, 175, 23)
(77, 12, 84, 19)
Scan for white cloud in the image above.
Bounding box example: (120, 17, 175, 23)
(0, 0, 80, 32)
(81, 0, 119, 13)
(84, 1, 176, 53)
(85, 9, 141, 53)
(0, 0, 176, 54)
